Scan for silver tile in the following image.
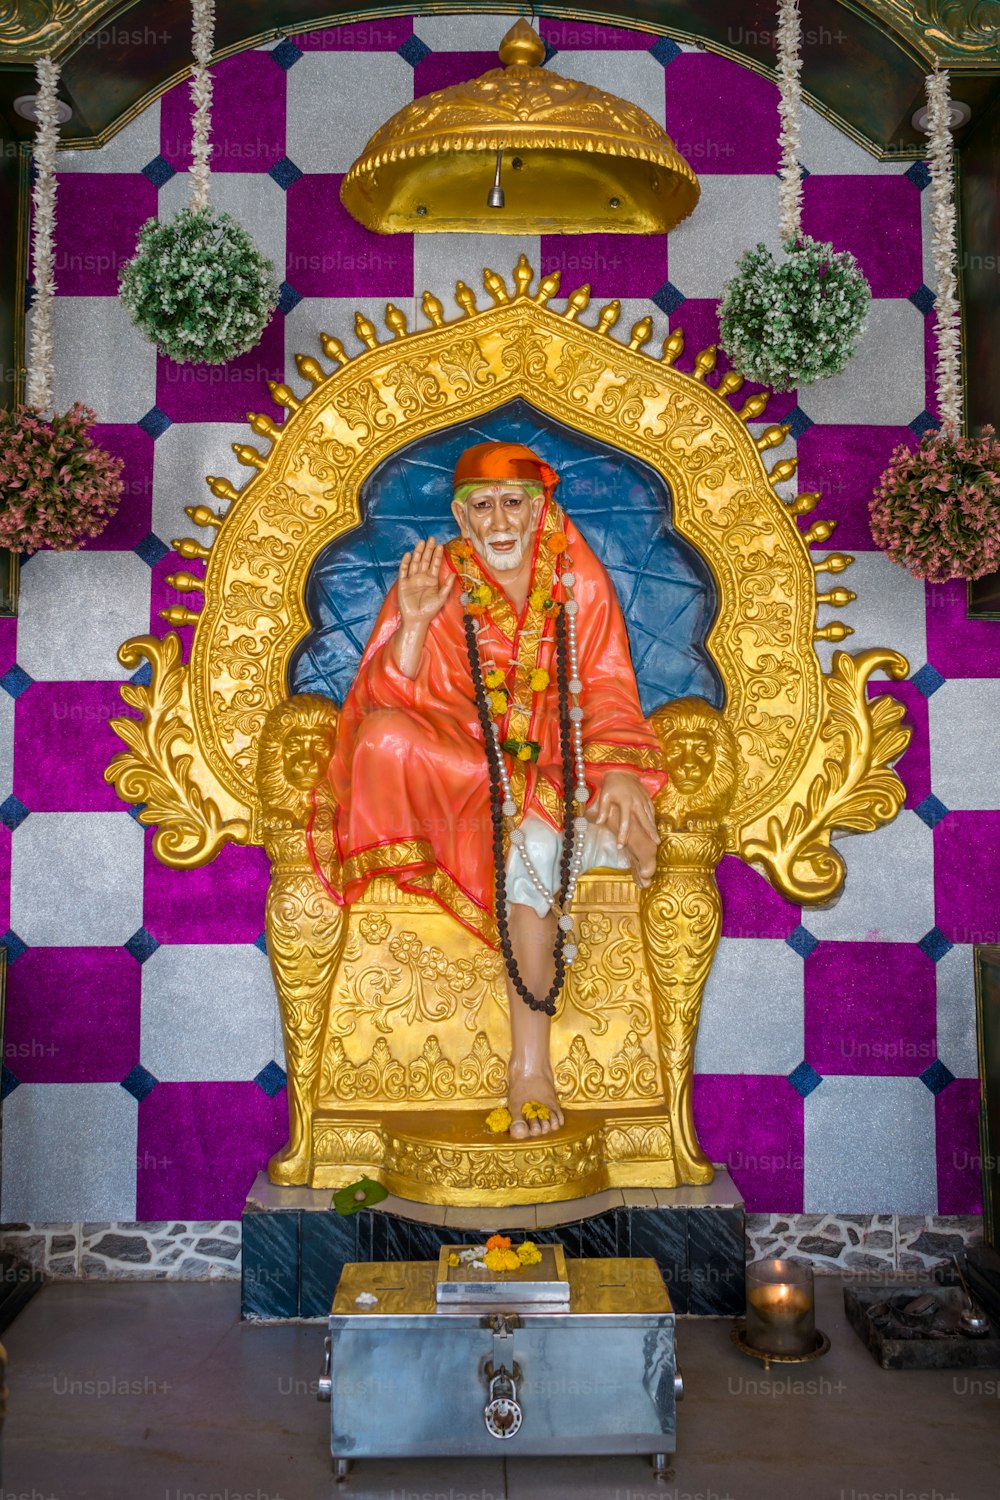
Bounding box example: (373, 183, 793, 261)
(812, 549, 926, 681)
(140, 944, 279, 1082)
(804, 1075, 936, 1212)
(795, 298, 926, 426)
(929, 678, 1000, 811)
(798, 102, 910, 176)
(286, 51, 415, 174)
(152, 420, 253, 544)
(412, 234, 541, 311)
(694, 937, 803, 1074)
(41, 296, 158, 424)
(1, 1083, 137, 1221)
(17, 550, 152, 682)
(805, 812, 934, 943)
(935, 944, 979, 1078)
(11, 811, 144, 946)
(668, 173, 783, 299)
(56, 99, 162, 175)
(0, 688, 14, 803)
(413, 12, 526, 51)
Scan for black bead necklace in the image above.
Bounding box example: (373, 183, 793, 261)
(464, 603, 576, 1017)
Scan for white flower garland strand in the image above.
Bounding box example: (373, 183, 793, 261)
(776, 0, 803, 244)
(926, 69, 963, 436)
(26, 56, 61, 414)
(189, 0, 215, 213)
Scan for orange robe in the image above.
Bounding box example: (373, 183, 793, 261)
(325, 499, 666, 945)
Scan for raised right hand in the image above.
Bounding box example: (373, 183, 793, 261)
(397, 536, 455, 627)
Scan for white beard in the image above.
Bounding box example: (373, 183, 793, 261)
(473, 530, 528, 572)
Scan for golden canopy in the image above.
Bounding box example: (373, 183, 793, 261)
(340, 19, 700, 236)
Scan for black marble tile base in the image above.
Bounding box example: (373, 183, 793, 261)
(241, 1177, 746, 1321)
(0, 1250, 44, 1333)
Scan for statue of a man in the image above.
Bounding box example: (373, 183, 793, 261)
(328, 442, 665, 1138)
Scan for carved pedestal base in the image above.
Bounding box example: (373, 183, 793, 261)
(310, 1107, 684, 1205)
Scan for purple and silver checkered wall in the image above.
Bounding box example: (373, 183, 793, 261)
(1, 14, 991, 1225)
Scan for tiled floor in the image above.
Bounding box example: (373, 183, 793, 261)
(4, 1276, 998, 1499)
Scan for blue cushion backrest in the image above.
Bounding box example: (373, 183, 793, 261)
(289, 398, 723, 717)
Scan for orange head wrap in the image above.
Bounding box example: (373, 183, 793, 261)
(452, 441, 559, 499)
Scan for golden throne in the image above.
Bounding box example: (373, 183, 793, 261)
(107, 256, 910, 1207)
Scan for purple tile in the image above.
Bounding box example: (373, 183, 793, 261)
(143, 835, 269, 944)
(296, 17, 413, 50)
(923, 313, 939, 420)
(926, 580, 1000, 679)
(79, 424, 154, 551)
(148, 553, 203, 658)
(664, 53, 780, 175)
(693, 1074, 804, 1212)
(156, 312, 286, 424)
(935, 1079, 983, 1214)
(285, 175, 412, 298)
(801, 176, 923, 299)
(804, 942, 936, 1075)
(935, 812, 1000, 945)
(867, 680, 930, 810)
(668, 298, 797, 422)
(540, 19, 659, 48)
(5, 947, 140, 1083)
(0, 619, 17, 678)
(718, 856, 801, 939)
(161, 52, 285, 173)
(414, 51, 498, 98)
(540, 233, 667, 299)
(52, 174, 156, 295)
(795, 424, 917, 552)
(14, 681, 127, 812)
(137, 1080, 287, 1218)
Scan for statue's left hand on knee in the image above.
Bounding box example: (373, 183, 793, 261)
(587, 771, 660, 886)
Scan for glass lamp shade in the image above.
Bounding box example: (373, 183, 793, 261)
(745, 1258, 816, 1356)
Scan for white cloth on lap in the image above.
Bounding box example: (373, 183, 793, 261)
(504, 811, 629, 918)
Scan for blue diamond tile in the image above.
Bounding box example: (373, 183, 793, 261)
(788, 1061, 823, 1098)
(141, 154, 177, 188)
(786, 924, 820, 960)
(650, 36, 682, 66)
(398, 34, 431, 66)
(905, 161, 931, 191)
(127, 803, 147, 821)
(911, 662, 946, 698)
(541, 40, 559, 65)
(124, 926, 160, 964)
(0, 929, 28, 965)
(129, 659, 153, 688)
(121, 1063, 158, 1103)
(254, 931, 268, 956)
(920, 1059, 955, 1096)
(268, 154, 303, 191)
(255, 1060, 287, 1098)
(25, 280, 35, 312)
(134, 531, 170, 568)
(1, 1065, 19, 1101)
(138, 406, 172, 440)
(652, 279, 686, 316)
(909, 283, 936, 315)
(278, 281, 302, 316)
(915, 793, 949, 830)
(782, 403, 814, 439)
(0, 794, 29, 832)
(909, 409, 940, 439)
(0, 664, 33, 700)
(270, 37, 303, 70)
(918, 926, 954, 963)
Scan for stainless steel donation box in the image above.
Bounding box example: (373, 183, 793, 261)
(319, 1252, 681, 1479)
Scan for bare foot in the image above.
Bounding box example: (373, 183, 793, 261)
(507, 1068, 565, 1139)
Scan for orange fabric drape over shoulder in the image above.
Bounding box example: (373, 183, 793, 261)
(325, 501, 665, 945)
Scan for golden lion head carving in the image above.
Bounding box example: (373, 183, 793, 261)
(648, 696, 739, 824)
(257, 694, 340, 827)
